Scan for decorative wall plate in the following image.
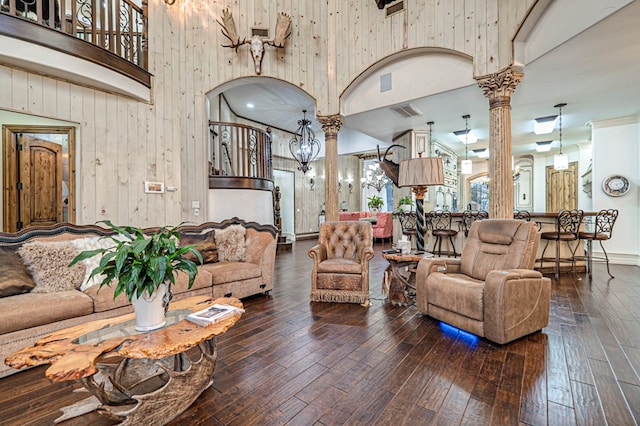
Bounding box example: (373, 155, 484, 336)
(602, 175, 630, 197)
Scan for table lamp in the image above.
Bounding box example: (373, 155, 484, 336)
(398, 155, 445, 252)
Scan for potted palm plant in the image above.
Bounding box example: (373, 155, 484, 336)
(70, 220, 203, 331)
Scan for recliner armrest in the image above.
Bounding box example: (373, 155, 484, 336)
(415, 257, 462, 313)
(484, 268, 550, 344)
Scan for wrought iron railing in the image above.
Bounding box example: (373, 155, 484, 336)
(209, 122, 273, 180)
(0, 0, 147, 70)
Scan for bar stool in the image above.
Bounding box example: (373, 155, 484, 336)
(514, 210, 541, 231)
(539, 209, 584, 280)
(460, 210, 488, 237)
(577, 209, 618, 279)
(427, 211, 458, 257)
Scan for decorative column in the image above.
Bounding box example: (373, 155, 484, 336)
(318, 114, 343, 222)
(475, 66, 524, 219)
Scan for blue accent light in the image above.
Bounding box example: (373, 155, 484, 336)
(439, 322, 479, 347)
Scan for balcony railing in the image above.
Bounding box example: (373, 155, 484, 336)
(1, 0, 148, 77)
(209, 122, 273, 180)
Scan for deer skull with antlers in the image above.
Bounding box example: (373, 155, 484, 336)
(217, 8, 292, 75)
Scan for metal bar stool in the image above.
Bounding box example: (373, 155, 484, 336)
(577, 209, 618, 279)
(427, 211, 458, 257)
(539, 209, 584, 280)
(514, 210, 541, 231)
(460, 210, 488, 237)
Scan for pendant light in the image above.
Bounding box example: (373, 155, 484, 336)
(427, 120, 434, 156)
(553, 103, 568, 171)
(460, 115, 472, 175)
(289, 110, 321, 174)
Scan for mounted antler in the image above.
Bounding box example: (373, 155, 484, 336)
(216, 8, 249, 51)
(377, 144, 406, 187)
(216, 8, 292, 75)
(265, 12, 292, 48)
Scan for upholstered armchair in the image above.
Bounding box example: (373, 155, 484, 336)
(372, 212, 393, 242)
(415, 219, 551, 344)
(308, 221, 374, 305)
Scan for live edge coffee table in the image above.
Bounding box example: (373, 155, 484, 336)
(382, 251, 433, 306)
(5, 295, 242, 425)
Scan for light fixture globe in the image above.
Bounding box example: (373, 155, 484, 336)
(289, 110, 321, 174)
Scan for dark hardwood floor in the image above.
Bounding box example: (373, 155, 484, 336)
(1, 239, 640, 425)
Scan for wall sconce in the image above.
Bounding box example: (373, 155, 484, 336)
(309, 177, 315, 190)
(345, 177, 354, 194)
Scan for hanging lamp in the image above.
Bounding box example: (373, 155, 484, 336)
(553, 103, 568, 170)
(460, 115, 473, 175)
(289, 110, 321, 174)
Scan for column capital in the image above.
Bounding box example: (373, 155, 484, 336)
(475, 67, 524, 108)
(318, 114, 343, 136)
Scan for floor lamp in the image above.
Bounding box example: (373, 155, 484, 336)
(398, 155, 445, 252)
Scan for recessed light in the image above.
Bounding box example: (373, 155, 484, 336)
(535, 141, 553, 152)
(246, 103, 255, 108)
(533, 115, 558, 135)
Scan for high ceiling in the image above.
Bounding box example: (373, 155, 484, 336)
(219, 1, 640, 161)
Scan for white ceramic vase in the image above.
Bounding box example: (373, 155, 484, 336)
(132, 283, 168, 332)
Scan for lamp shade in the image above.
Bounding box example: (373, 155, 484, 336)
(460, 159, 473, 175)
(398, 157, 445, 187)
(554, 153, 568, 170)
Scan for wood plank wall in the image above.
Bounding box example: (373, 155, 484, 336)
(0, 0, 534, 228)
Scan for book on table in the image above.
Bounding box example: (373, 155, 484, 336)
(186, 304, 245, 327)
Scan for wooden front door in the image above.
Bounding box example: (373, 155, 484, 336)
(3, 127, 74, 232)
(546, 161, 578, 212)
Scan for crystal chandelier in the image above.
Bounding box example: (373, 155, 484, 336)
(289, 110, 320, 174)
(361, 162, 390, 192)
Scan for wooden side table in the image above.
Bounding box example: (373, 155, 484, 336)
(382, 251, 433, 306)
(5, 295, 242, 425)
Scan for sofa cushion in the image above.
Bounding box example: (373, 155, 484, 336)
(0, 290, 94, 334)
(0, 248, 36, 297)
(200, 262, 260, 285)
(426, 273, 485, 322)
(179, 230, 218, 263)
(70, 236, 118, 291)
(17, 240, 85, 293)
(215, 225, 246, 262)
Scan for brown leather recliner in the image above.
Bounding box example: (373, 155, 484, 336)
(415, 219, 551, 344)
(308, 221, 374, 305)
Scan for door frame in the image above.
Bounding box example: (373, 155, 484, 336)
(2, 125, 76, 231)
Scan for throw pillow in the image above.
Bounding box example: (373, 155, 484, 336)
(0, 247, 36, 297)
(214, 225, 246, 262)
(179, 230, 218, 263)
(17, 240, 85, 293)
(71, 236, 118, 291)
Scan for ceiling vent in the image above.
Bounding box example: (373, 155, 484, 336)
(386, 1, 405, 17)
(391, 104, 422, 118)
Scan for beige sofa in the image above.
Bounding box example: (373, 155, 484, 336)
(415, 219, 551, 344)
(0, 217, 277, 378)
